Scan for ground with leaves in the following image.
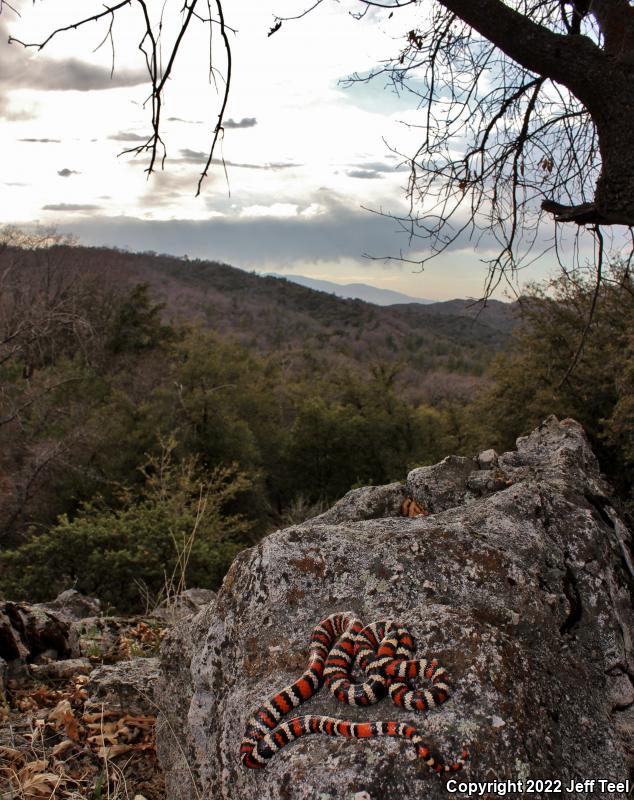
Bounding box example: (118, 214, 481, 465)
(1, 619, 167, 800)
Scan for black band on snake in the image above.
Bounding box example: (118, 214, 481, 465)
(239, 612, 469, 774)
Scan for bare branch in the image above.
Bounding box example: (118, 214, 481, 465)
(196, 0, 232, 196)
(8, 0, 232, 192)
(8, 1, 133, 50)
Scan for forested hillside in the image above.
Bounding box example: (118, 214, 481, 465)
(1, 235, 631, 612)
(4, 243, 515, 402)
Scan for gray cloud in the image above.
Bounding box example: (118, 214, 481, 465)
(108, 131, 149, 142)
(57, 168, 80, 177)
(1, 34, 145, 93)
(0, 17, 146, 124)
(178, 149, 298, 170)
(167, 116, 202, 124)
(23, 58, 145, 91)
(346, 169, 382, 180)
(19, 137, 61, 143)
(357, 160, 409, 173)
(52, 196, 411, 266)
(223, 117, 257, 129)
(42, 203, 101, 212)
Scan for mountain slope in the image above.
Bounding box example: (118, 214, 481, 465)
(4, 245, 519, 401)
(264, 273, 434, 305)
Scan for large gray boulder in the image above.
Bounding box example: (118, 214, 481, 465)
(156, 417, 634, 799)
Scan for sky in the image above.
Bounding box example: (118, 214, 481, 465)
(0, 0, 625, 301)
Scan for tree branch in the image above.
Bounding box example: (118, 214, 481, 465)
(8, 1, 133, 50)
(196, 0, 231, 196)
(435, 0, 607, 100)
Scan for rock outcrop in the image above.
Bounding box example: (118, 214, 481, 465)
(37, 588, 102, 622)
(156, 417, 634, 799)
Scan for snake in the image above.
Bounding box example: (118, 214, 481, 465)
(239, 612, 468, 774)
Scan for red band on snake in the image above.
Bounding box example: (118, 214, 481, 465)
(240, 612, 468, 774)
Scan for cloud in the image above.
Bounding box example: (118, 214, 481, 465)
(57, 168, 80, 177)
(108, 131, 149, 142)
(19, 137, 61, 143)
(356, 160, 409, 173)
(167, 116, 202, 124)
(23, 58, 146, 91)
(42, 203, 101, 212)
(178, 149, 299, 170)
(346, 169, 382, 179)
(340, 161, 409, 180)
(1, 17, 146, 123)
(54, 194, 413, 265)
(136, 170, 201, 209)
(1, 36, 146, 93)
(223, 117, 257, 129)
(0, 93, 35, 121)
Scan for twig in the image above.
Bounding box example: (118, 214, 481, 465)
(196, 0, 231, 195)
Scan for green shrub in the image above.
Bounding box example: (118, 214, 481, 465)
(467, 261, 634, 511)
(0, 442, 252, 612)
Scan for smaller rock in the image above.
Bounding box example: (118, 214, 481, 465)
(29, 658, 93, 680)
(0, 655, 7, 696)
(0, 602, 70, 663)
(478, 448, 498, 469)
(407, 455, 477, 513)
(38, 590, 101, 622)
(85, 658, 160, 715)
(466, 469, 510, 496)
(307, 483, 405, 524)
(606, 672, 634, 711)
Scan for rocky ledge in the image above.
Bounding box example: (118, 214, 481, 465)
(156, 417, 634, 799)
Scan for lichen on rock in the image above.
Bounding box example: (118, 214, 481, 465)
(156, 417, 634, 800)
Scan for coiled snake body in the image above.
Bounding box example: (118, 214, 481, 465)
(240, 612, 468, 774)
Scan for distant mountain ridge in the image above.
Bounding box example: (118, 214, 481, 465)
(264, 273, 434, 306)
